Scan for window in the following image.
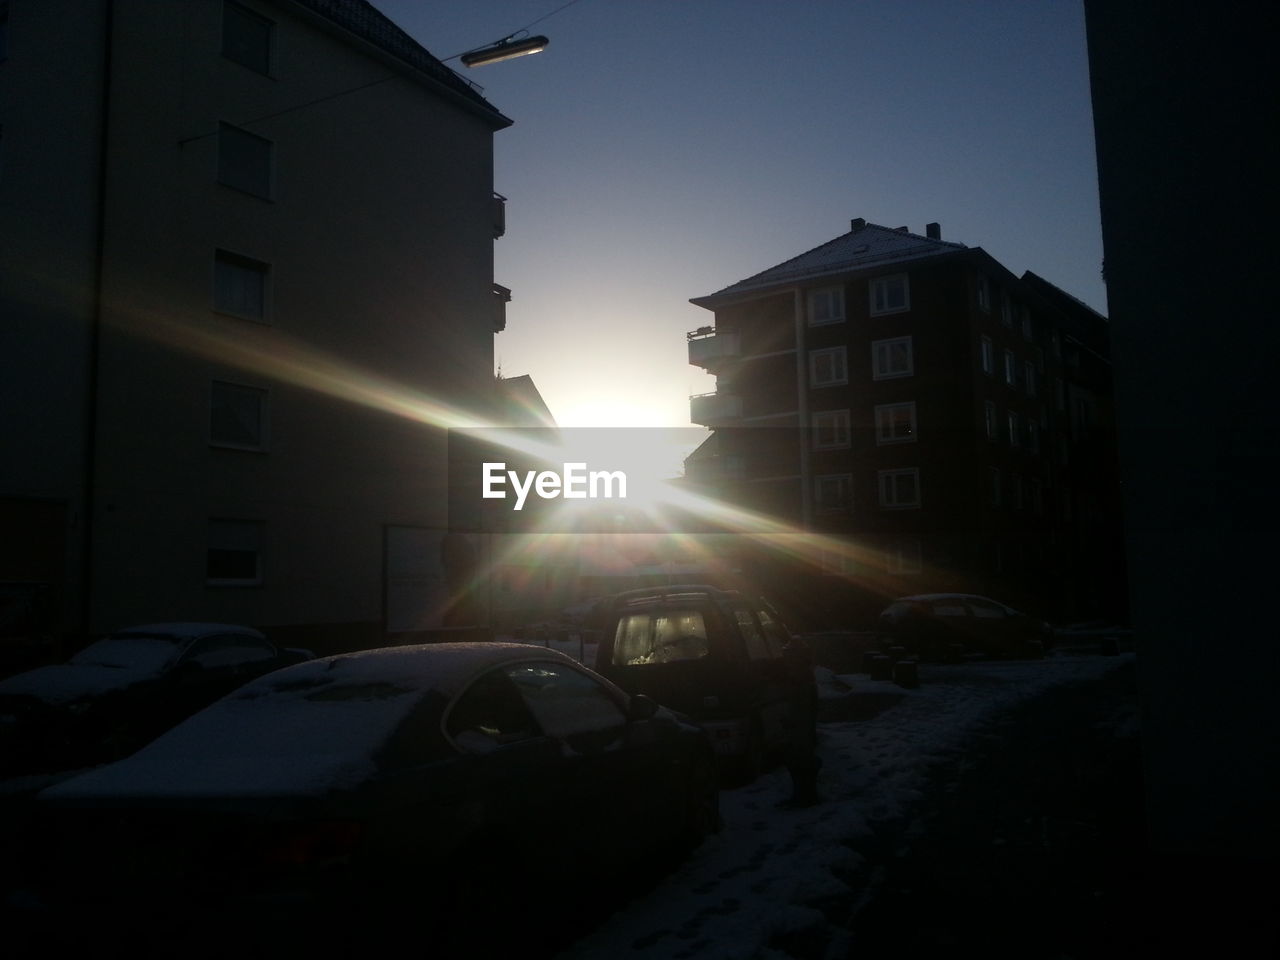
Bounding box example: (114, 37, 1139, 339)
(984, 401, 998, 440)
(222, 1, 273, 75)
(878, 468, 920, 509)
(887, 538, 922, 574)
(981, 336, 994, 375)
(1020, 305, 1033, 340)
(1007, 410, 1019, 447)
(613, 609, 710, 666)
(1004, 349, 1017, 387)
(1031, 478, 1044, 515)
(871, 336, 913, 380)
(875, 401, 917, 445)
(988, 467, 1001, 507)
(211, 380, 268, 450)
(809, 346, 847, 386)
(1051, 329, 1061, 358)
(869, 273, 909, 315)
(1073, 396, 1090, 439)
(1054, 377, 1066, 411)
(812, 409, 850, 449)
(447, 670, 540, 751)
(1024, 360, 1037, 397)
(214, 249, 269, 320)
(814, 474, 852, 513)
(808, 287, 844, 325)
(181, 635, 275, 670)
(976, 276, 991, 313)
(1000, 292, 1013, 327)
(1027, 419, 1040, 453)
(734, 608, 777, 661)
(1012, 473, 1023, 510)
(505, 662, 627, 752)
(217, 122, 273, 198)
(207, 519, 262, 584)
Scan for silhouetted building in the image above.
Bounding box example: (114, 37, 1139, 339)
(1086, 0, 1277, 879)
(685, 219, 1124, 628)
(0, 0, 512, 658)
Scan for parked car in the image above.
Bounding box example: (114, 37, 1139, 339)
(875, 594, 1052, 660)
(31, 642, 718, 951)
(593, 584, 811, 779)
(0, 622, 311, 771)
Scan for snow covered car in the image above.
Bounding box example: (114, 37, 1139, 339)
(594, 584, 810, 779)
(0, 622, 311, 771)
(875, 594, 1052, 660)
(32, 643, 720, 950)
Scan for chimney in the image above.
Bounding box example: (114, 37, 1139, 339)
(895, 226, 909, 233)
(926, 222, 941, 240)
(850, 218, 866, 231)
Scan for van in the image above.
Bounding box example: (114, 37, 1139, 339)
(594, 584, 808, 778)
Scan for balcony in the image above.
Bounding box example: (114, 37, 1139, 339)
(690, 391, 742, 426)
(686, 327, 740, 369)
(492, 192, 507, 239)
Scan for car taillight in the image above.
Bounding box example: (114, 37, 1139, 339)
(262, 820, 364, 867)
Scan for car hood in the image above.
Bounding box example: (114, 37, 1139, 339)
(0, 663, 155, 706)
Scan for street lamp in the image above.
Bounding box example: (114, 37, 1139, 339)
(460, 34, 549, 67)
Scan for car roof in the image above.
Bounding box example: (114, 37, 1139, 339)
(107, 622, 266, 641)
(610, 583, 747, 607)
(893, 594, 993, 603)
(245, 641, 586, 701)
(888, 594, 1020, 612)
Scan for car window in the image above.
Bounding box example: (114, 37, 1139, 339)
(929, 601, 969, 617)
(612, 608, 710, 666)
(446, 669, 541, 754)
(71, 637, 182, 672)
(734, 607, 774, 661)
(181, 635, 277, 669)
(755, 608, 789, 658)
(966, 599, 1007, 619)
(504, 662, 627, 753)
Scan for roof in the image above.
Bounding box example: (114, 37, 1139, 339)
(496, 374, 558, 427)
(1020, 270, 1110, 358)
(289, 0, 511, 127)
(109, 622, 265, 641)
(692, 220, 968, 306)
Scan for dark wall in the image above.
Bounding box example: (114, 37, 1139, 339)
(1085, 0, 1279, 859)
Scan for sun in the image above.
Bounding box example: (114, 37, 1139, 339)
(555, 401, 668, 429)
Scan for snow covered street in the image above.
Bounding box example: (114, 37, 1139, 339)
(559, 653, 1137, 960)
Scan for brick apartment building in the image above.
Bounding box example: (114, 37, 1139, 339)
(684, 218, 1125, 629)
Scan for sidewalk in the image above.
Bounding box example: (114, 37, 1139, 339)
(842, 659, 1274, 958)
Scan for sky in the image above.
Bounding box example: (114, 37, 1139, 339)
(375, 1, 1104, 432)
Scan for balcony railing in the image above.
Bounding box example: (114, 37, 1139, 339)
(492, 192, 507, 239)
(690, 391, 742, 426)
(686, 327, 740, 368)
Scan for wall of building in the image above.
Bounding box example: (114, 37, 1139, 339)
(3, 0, 504, 649)
(0, 0, 113, 648)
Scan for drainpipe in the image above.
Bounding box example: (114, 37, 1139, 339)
(81, 0, 115, 637)
(794, 289, 811, 529)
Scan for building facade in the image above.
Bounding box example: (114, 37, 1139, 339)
(1, 0, 512, 661)
(685, 219, 1124, 628)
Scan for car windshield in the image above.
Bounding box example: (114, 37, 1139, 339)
(70, 636, 184, 673)
(612, 608, 710, 666)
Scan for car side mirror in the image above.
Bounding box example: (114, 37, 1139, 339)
(628, 693, 659, 721)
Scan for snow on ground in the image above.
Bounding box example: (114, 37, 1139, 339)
(556, 653, 1134, 960)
